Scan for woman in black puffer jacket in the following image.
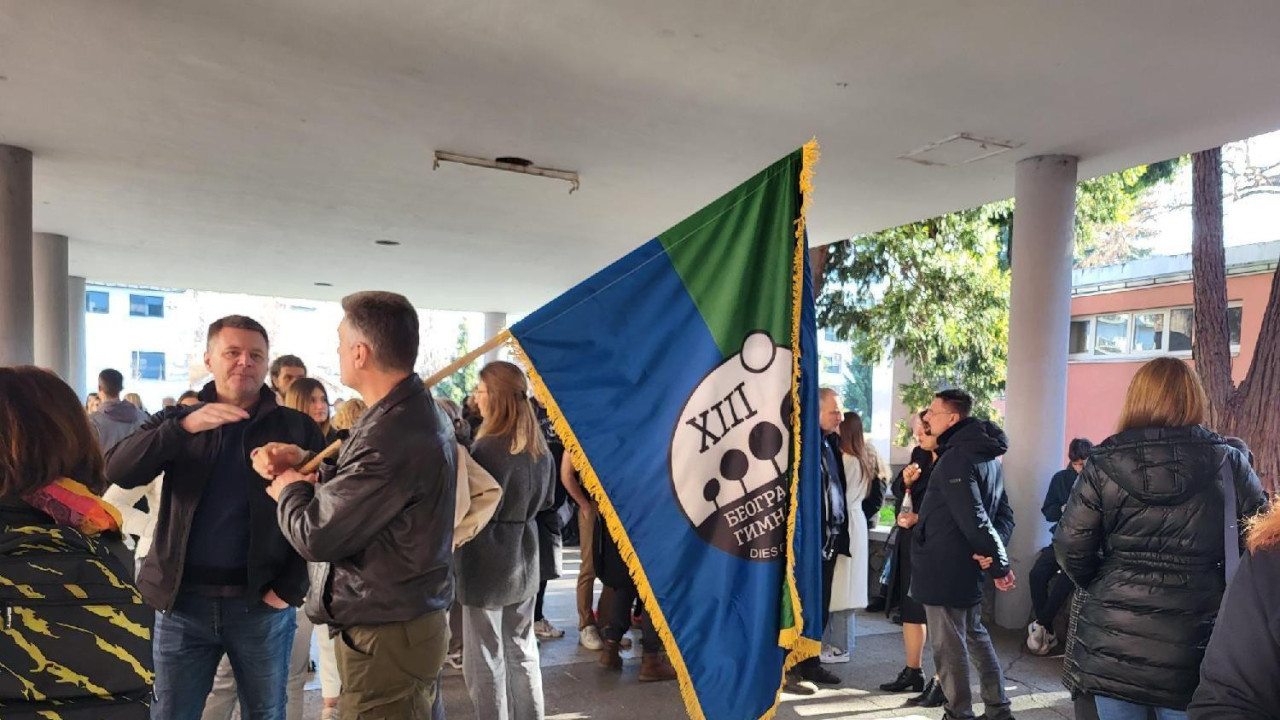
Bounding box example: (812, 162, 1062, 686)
(1053, 358, 1266, 719)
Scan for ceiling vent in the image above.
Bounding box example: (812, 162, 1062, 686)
(899, 133, 1022, 167)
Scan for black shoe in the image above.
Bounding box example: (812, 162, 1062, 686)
(879, 666, 924, 693)
(911, 678, 946, 708)
(889, 611, 903, 626)
(866, 596, 887, 613)
(798, 664, 841, 686)
(905, 677, 936, 705)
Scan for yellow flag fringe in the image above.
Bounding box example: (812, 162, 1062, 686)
(509, 140, 820, 720)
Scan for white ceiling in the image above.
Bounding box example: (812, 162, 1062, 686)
(3, 1, 1280, 313)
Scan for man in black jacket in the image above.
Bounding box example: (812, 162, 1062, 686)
(1026, 437, 1091, 656)
(258, 291, 457, 719)
(911, 389, 1016, 720)
(787, 387, 848, 690)
(105, 315, 326, 720)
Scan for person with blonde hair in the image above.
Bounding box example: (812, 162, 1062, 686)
(454, 361, 555, 720)
(330, 398, 367, 432)
(1055, 357, 1266, 720)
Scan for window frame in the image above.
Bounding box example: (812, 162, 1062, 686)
(130, 351, 166, 381)
(1068, 301, 1243, 363)
(85, 290, 110, 315)
(128, 293, 165, 319)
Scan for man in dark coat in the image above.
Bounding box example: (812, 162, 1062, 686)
(911, 389, 1016, 720)
(787, 387, 849, 690)
(1026, 437, 1092, 656)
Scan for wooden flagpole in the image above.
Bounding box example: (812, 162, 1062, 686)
(293, 328, 510, 474)
(422, 328, 512, 389)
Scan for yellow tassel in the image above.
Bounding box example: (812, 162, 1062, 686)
(507, 140, 820, 720)
(509, 336, 709, 720)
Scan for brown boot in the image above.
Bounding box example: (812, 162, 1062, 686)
(599, 640, 622, 670)
(638, 652, 677, 682)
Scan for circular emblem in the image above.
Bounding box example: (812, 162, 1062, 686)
(670, 331, 792, 561)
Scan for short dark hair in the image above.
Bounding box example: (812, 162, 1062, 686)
(341, 291, 419, 373)
(269, 354, 306, 380)
(207, 315, 269, 348)
(935, 389, 973, 418)
(177, 390, 200, 403)
(98, 368, 124, 397)
(1067, 438, 1094, 463)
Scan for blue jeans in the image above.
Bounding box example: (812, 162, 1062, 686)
(1094, 696, 1188, 720)
(152, 593, 296, 720)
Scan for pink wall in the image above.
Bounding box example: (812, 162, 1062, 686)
(1065, 271, 1274, 450)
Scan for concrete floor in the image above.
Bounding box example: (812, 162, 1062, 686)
(304, 549, 1076, 719)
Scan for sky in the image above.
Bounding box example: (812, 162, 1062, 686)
(1143, 128, 1280, 256)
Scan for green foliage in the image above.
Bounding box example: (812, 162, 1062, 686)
(1072, 158, 1182, 266)
(818, 160, 1179, 441)
(433, 320, 480, 404)
(841, 353, 874, 420)
(820, 204, 1012, 426)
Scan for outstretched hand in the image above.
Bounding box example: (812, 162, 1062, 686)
(180, 403, 249, 434)
(251, 443, 306, 480)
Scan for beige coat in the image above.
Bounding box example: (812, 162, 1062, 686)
(453, 445, 503, 549)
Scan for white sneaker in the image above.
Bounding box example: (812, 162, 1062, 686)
(579, 624, 605, 651)
(534, 618, 565, 640)
(445, 650, 463, 670)
(1037, 632, 1060, 656)
(1026, 621, 1048, 654)
(820, 645, 850, 664)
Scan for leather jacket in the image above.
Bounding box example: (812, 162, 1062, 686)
(277, 375, 457, 630)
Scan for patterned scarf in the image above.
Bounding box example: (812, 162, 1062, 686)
(21, 478, 123, 536)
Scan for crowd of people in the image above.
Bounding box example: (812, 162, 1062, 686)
(0, 292, 1274, 720)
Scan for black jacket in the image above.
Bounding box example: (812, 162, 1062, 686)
(1054, 425, 1267, 710)
(1041, 466, 1077, 533)
(1189, 544, 1280, 719)
(277, 375, 457, 630)
(884, 446, 935, 614)
(910, 417, 1014, 608)
(105, 383, 326, 612)
(822, 433, 851, 560)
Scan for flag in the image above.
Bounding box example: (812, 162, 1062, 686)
(510, 142, 823, 720)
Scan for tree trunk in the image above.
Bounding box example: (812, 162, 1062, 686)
(809, 245, 830, 298)
(1192, 148, 1234, 429)
(1191, 146, 1280, 491)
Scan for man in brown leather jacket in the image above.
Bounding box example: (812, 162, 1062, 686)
(255, 291, 457, 719)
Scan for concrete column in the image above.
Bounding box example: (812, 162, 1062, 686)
(887, 354, 916, 469)
(68, 276, 88, 400)
(483, 312, 507, 365)
(996, 155, 1078, 629)
(0, 145, 34, 365)
(33, 233, 70, 380)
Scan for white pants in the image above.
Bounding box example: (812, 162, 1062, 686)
(462, 596, 544, 720)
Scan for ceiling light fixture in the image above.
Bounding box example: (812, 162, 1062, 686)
(374, 239, 401, 246)
(899, 133, 1022, 167)
(433, 151, 580, 194)
(314, 282, 333, 287)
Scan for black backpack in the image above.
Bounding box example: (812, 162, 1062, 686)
(0, 519, 153, 719)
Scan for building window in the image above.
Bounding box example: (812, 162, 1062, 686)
(821, 353, 843, 375)
(1169, 308, 1194, 352)
(1068, 319, 1091, 355)
(1093, 314, 1130, 355)
(131, 351, 166, 381)
(85, 291, 110, 314)
(823, 328, 841, 342)
(1070, 303, 1242, 361)
(129, 294, 165, 318)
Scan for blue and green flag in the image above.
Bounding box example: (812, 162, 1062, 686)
(510, 143, 823, 720)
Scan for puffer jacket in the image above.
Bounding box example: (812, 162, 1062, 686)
(910, 417, 1015, 608)
(1054, 424, 1267, 710)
